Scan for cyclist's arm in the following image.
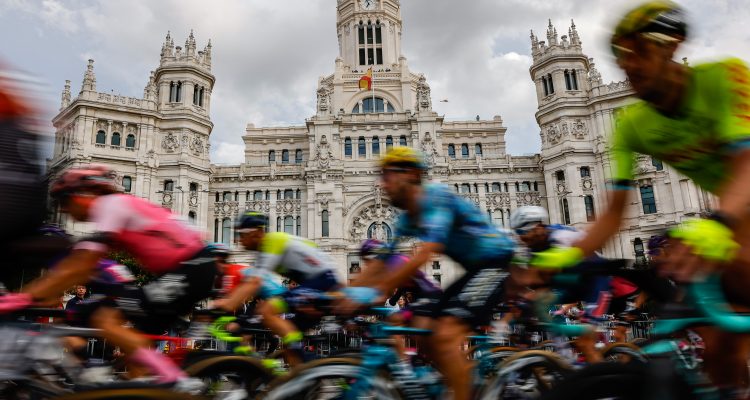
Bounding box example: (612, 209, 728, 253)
(215, 277, 260, 312)
(572, 189, 629, 256)
(375, 241, 444, 294)
(22, 249, 103, 301)
(714, 149, 750, 225)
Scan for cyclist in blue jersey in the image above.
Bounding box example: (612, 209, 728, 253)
(343, 146, 515, 400)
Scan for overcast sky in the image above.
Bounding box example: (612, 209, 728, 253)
(2, 0, 748, 164)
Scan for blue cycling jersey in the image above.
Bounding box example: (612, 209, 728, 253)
(241, 267, 286, 299)
(392, 183, 514, 270)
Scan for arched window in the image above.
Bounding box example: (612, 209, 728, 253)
(223, 191, 232, 201)
(176, 81, 182, 102)
(504, 182, 509, 192)
(296, 216, 302, 235)
(353, 97, 395, 113)
(213, 218, 219, 241)
(580, 166, 591, 177)
(367, 222, 392, 241)
(215, 192, 220, 202)
(188, 211, 196, 224)
(634, 238, 646, 265)
(284, 189, 294, 199)
(460, 183, 471, 193)
(344, 137, 352, 157)
(447, 144, 456, 159)
(95, 130, 106, 144)
(126, 134, 136, 148)
(296, 189, 301, 199)
(253, 190, 263, 200)
(358, 137, 366, 158)
(564, 70, 578, 90)
(372, 136, 380, 155)
(221, 218, 232, 245)
(584, 195, 596, 221)
(461, 143, 469, 158)
(561, 198, 571, 224)
(492, 209, 505, 227)
(321, 210, 329, 237)
(386, 136, 394, 149)
(295, 149, 303, 164)
(284, 216, 294, 234)
(276, 216, 281, 232)
(281, 149, 289, 164)
(122, 176, 132, 193)
(199, 87, 205, 107)
(491, 182, 501, 192)
(520, 181, 530, 192)
(475, 144, 483, 157)
(533, 182, 539, 191)
(111, 132, 121, 146)
(193, 85, 200, 105)
(399, 135, 407, 146)
(164, 180, 174, 192)
(269, 150, 276, 163)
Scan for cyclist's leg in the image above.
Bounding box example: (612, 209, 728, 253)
(429, 315, 473, 400)
(257, 299, 303, 366)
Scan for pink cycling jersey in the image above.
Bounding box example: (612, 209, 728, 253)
(75, 194, 205, 274)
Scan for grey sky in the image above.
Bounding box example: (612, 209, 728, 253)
(2, 0, 748, 164)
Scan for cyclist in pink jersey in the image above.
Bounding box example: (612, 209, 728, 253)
(0, 165, 213, 390)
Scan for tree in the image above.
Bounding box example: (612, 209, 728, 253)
(107, 251, 155, 286)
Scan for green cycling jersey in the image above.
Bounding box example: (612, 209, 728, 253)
(611, 58, 750, 193)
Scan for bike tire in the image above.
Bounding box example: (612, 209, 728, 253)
(478, 350, 574, 399)
(51, 388, 208, 400)
(183, 355, 275, 397)
(261, 357, 403, 400)
(601, 342, 647, 363)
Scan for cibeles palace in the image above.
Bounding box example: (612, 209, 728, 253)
(48, 0, 714, 285)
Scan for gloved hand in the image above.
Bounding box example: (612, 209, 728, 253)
(669, 218, 739, 262)
(531, 246, 584, 269)
(341, 286, 382, 305)
(0, 293, 33, 313)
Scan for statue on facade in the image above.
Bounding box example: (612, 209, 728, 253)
(144, 71, 157, 101)
(314, 135, 334, 169)
(416, 74, 432, 111)
(316, 85, 331, 113)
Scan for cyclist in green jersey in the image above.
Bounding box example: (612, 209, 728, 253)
(532, 1, 750, 395)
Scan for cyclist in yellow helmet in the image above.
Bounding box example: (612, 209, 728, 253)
(533, 1, 750, 394)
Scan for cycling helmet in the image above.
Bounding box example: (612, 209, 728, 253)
(509, 206, 549, 231)
(611, 1, 687, 56)
(359, 239, 387, 257)
(380, 146, 426, 170)
(235, 211, 268, 230)
(206, 242, 230, 257)
(49, 164, 122, 199)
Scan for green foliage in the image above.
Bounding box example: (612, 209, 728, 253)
(107, 251, 155, 286)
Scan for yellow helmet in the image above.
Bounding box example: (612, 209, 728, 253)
(380, 146, 426, 170)
(611, 1, 687, 56)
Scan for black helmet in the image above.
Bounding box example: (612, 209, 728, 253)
(235, 211, 268, 230)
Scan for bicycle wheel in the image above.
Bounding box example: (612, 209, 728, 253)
(183, 355, 275, 399)
(537, 362, 697, 400)
(52, 388, 208, 400)
(478, 350, 573, 399)
(601, 342, 647, 364)
(262, 357, 402, 400)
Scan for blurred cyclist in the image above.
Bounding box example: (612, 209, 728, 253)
(532, 2, 750, 394)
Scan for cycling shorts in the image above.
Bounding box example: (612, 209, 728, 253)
(434, 258, 511, 327)
(70, 247, 218, 334)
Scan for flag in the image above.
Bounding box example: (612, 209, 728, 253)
(358, 68, 372, 91)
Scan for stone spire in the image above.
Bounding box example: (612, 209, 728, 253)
(160, 31, 174, 60)
(81, 59, 96, 93)
(569, 19, 581, 47)
(587, 57, 602, 86)
(203, 39, 212, 69)
(546, 19, 558, 46)
(185, 29, 197, 58)
(60, 79, 71, 110)
(530, 29, 538, 51)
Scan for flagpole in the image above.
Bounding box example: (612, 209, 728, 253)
(371, 68, 375, 113)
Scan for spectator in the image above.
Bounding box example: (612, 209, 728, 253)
(65, 285, 87, 311)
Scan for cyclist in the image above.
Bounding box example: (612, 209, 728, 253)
(0, 165, 214, 389)
(213, 211, 341, 365)
(532, 1, 750, 394)
(344, 146, 515, 400)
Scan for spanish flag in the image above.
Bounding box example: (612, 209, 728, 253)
(358, 68, 372, 91)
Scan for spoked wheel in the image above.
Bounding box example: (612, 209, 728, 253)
(262, 358, 402, 400)
(183, 355, 275, 399)
(478, 350, 574, 399)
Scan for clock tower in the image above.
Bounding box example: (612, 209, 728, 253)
(336, 0, 403, 69)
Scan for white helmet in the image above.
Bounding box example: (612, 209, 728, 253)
(509, 206, 549, 230)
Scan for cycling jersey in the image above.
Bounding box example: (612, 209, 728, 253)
(255, 232, 337, 284)
(237, 266, 286, 299)
(612, 58, 750, 192)
(392, 183, 515, 270)
(74, 194, 205, 274)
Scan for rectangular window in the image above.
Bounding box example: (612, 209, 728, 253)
(359, 49, 366, 65)
(432, 261, 440, 270)
(580, 166, 590, 177)
(584, 195, 596, 222)
(548, 74, 555, 94)
(345, 137, 352, 158)
(565, 71, 572, 91)
(491, 183, 501, 192)
(375, 25, 382, 44)
(367, 48, 375, 65)
(561, 198, 571, 225)
(322, 210, 330, 237)
(164, 180, 174, 192)
(651, 157, 664, 171)
(376, 48, 383, 65)
(460, 184, 471, 193)
(400, 136, 407, 146)
(433, 274, 441, 284)
(640, 186, 657, 214)
(571, 70, 578, 90)
(358, 26, 365, 44)
(386, 136, 393, 149)
(358, 137, 366, 158)
(366, 26, 373, 44)
(555, 170, 565, 182)
(254, 191, 263, 200)
(284, 216, 294, 234)
(284, 189, 294, 199)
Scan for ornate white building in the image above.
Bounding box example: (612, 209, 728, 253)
(49, 0, 713, 284)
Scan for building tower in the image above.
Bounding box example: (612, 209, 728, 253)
(530, 20, 602, 228)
